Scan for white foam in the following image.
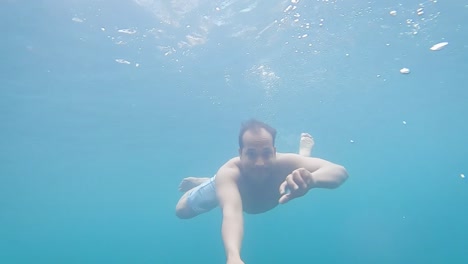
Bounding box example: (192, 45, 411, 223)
(430, 42, 448, 51)
(118, 29, 137, 34)
(72, 17, 84, 23)
(284, 5, 293, 12)
(115, 59, 131, 65)
(400, 68, 410, 74)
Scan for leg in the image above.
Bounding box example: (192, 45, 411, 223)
(175, 188, 199, 219)
(299, 133, 314, 157)
(176, 177, 211, 219)
(178, 177, 210, 192)
(176, 176, 218, 219)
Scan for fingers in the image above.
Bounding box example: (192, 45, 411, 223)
(279, 193, 290, 204)
(288, 169, 308, 190)
(295, 172, 308, 189)
(278, 181, 291, 204)
(279, 181, 288, 195)
(279, 169, 311, 204)
(286, 175, 299, 191)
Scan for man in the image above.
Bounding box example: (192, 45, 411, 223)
(175, 119, 348, 264)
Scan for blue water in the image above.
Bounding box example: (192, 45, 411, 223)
(1, 0, 467, 263)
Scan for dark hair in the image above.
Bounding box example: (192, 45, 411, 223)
(238, 119, 277, 149)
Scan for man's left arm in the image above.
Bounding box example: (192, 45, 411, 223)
(279, 154, 348, 204)
(301, 156, 348, 189)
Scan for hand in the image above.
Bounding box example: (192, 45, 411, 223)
(278, 168, 313, 204)
(227, 258, 245, 264)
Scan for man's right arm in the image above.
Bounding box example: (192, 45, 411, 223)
(215, 162, 244, 264)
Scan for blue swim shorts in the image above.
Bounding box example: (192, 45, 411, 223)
(186, 175, 219, 214)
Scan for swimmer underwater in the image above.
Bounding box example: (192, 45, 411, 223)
(175, 119, 349, 264)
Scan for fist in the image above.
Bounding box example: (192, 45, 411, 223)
(278, 168, 313, 204)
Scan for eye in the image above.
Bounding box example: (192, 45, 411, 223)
(246, 151, 258, 159)
(262, 150, 272, 158)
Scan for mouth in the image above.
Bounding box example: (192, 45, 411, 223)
(252, 167, 269, 175)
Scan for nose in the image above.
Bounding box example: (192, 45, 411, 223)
(255, 158, 265, 166)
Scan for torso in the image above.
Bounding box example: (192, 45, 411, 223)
(235, 153, 296, 214)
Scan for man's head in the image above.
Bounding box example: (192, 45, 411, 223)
(238, 119, 277, 180)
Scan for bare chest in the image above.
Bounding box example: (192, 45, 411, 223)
(238, 173, 286, 214)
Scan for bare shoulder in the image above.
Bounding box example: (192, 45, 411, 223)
(216, 157, 242, 181)
(221, 156, 241, 169)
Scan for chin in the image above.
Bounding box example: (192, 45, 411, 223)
(254, 170, 270, 180)
(248, 176, 266, 184)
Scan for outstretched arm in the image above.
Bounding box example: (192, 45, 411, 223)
(215, 163, 245, 264)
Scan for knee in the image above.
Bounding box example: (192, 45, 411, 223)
(175, 205, 196, 219)
(175, 199, 196, 219)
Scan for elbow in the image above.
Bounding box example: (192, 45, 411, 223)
(338, 165, 349, 184)
(331, 165, 349, 188)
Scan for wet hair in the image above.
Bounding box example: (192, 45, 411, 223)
(238, 119, 277, 149)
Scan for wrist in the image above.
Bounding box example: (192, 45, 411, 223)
(227, 254, 242, 262)
(306, 171, 316, 189)
(226, 249, 241, 260)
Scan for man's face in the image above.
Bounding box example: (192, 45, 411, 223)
(239, 128, 276, 181)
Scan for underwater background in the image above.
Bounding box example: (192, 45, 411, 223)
(1, 0, 467, 263)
